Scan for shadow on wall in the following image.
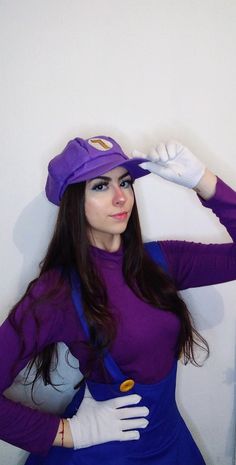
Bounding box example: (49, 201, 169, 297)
(5, 342, 82, 414)
(13, 192, 58, 295)
(181, 287, 225, 332)
(178, 286, 235, 464)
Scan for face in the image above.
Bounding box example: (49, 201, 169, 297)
(85, 166, 134, 249)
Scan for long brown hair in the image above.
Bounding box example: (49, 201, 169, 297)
(9, 181, 209, 390)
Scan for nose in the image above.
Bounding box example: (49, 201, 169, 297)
(112, 185, 126, 206)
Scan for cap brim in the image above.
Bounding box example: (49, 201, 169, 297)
(120, 158, 150, 180)
(68, 157, 150, 187)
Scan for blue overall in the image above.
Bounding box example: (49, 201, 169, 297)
(25, 243, 206, 465)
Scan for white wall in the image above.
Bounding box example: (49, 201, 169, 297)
(0, 1, 236, 464)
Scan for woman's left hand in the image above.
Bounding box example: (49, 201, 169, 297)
(133, 141, 206, 189)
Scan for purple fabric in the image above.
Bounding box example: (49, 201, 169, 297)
(0, 177, 236, 454)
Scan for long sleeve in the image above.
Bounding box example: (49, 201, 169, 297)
(160, 178, 236, 290)
(0, 271, 79, 455)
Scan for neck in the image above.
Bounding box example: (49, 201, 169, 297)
(88, 232, 121, 252)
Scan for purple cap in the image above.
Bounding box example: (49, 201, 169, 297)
(45, 135, 150, 205)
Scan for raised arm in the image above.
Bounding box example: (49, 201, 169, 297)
(160, 177, 236, 290)
(133, 141, 236, 290)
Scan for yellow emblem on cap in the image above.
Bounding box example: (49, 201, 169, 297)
(88, 138, 113, 151)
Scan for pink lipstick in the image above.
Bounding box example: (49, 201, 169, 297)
(110, 212, 128, 220)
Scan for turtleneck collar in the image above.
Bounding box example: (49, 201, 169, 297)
(89, 244, 124, 267)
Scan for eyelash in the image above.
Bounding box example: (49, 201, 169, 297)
(92, 179, 133, 191)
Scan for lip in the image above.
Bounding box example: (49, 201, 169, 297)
(110, 212, 129, 220)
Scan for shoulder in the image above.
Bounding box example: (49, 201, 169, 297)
(29, 268, 70, 299)
(30, 268, 66, 293)
(12, 268, 72, 326)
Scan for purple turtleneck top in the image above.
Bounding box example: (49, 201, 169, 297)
(0, 178, 236, 455)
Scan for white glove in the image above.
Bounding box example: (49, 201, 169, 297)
(68, 385, 149, 449)
(133, 141, 205, 188)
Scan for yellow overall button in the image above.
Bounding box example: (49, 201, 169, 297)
(120, 379, 135, 392)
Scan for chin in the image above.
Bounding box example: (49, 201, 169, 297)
(109, 224, 128, 234)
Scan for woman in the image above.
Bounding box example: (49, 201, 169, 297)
(0, 135, 235, 464)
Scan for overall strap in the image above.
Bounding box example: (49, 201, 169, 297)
(70, 242, 168, 384)
(144, 241, 169, 274)
(70, 270, 127, 382)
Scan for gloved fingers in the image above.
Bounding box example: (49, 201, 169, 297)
(120, 430, 140, 441)
(139, 162, 172, 177)
(139, 161, 158, 171)
(117, 406, 149, 420)
(154, 142, 169, 162)
(165, 141, 182, 159)
(112, 393, 142, 409)
(148, 146, 160, 162)
(121, 417, 149, 430)
(132, 148, 160, 162)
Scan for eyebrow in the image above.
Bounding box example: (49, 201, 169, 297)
(88, 171, 131, 183)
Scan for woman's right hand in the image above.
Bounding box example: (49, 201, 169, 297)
(67, 385, 149, 449)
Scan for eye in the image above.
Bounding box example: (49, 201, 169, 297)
(91, 182, 109, 191)
(120, 179, 133, 188)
